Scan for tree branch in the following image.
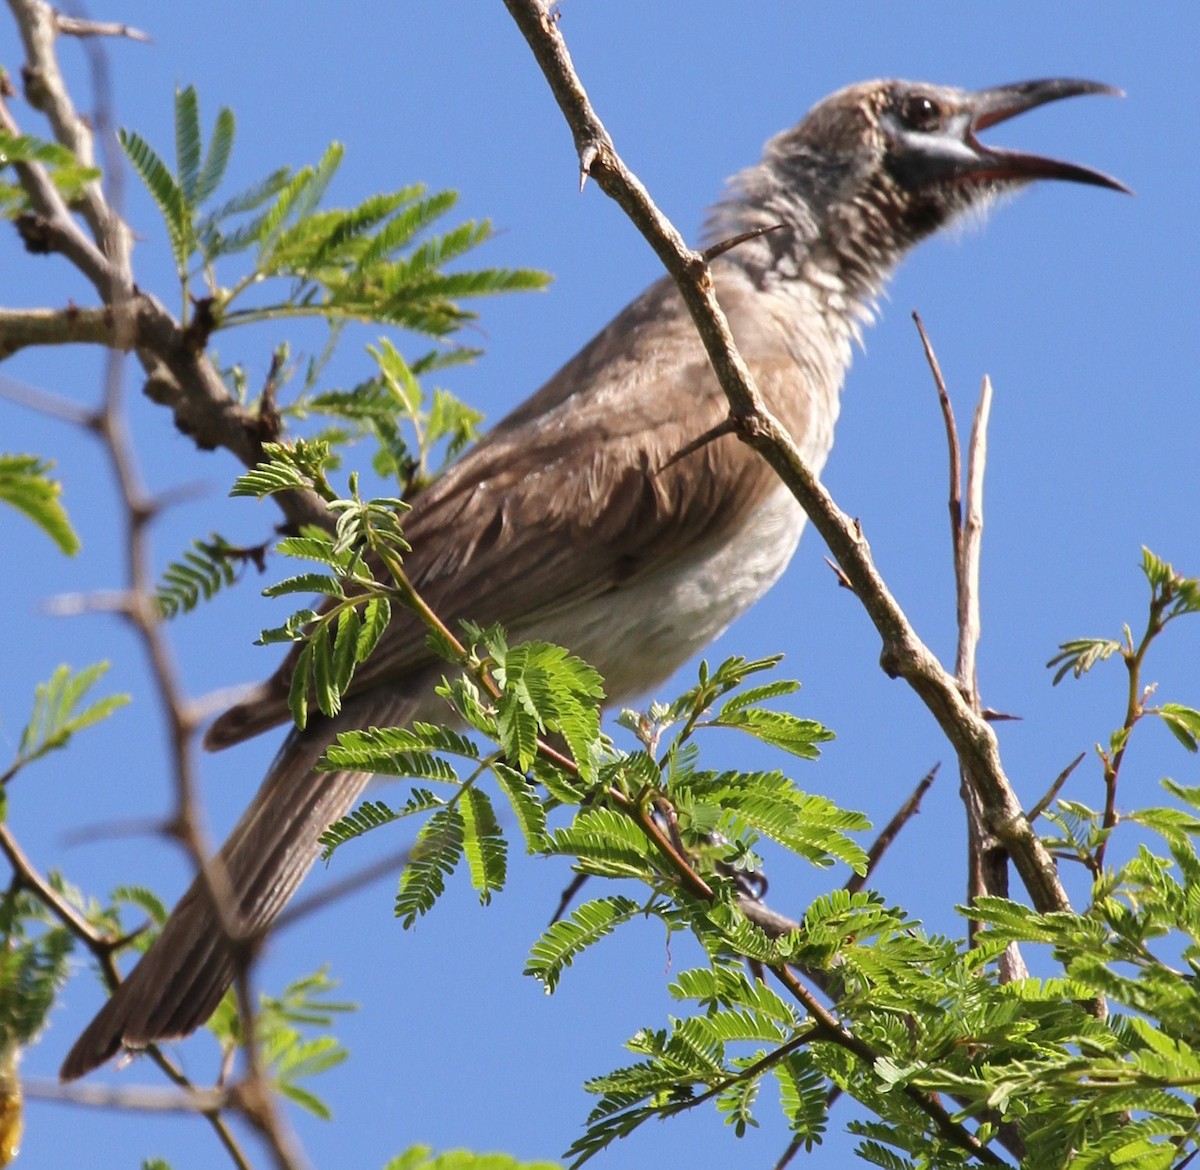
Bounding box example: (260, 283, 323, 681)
(1, 0, 330, 535)
(0, 304, 125, 359)
(6, 0, 128, 265)
(500, 0, 1070, 920)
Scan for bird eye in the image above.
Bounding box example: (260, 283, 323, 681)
(898, 93, 943, 132)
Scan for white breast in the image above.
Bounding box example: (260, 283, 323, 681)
(526, 484, 807, 705)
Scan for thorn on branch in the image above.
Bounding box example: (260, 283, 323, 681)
(549, 872, 589, 925)
(657, 416, 739, 473)
(53, 15, 152, 43)
(823, 555, 855, 592)
(578, 141, 599, 192)
(701, 223, 784, 263)
(981, 707, 1021, 723)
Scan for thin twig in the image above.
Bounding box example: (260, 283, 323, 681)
(0, 371, 96, 426)
(914, 310, 963, 570)
(25, 1078, 224, 1111)
(0, 824, 109, 946)
(918, 315, 1006, 945)
(549, 872, 589, 925)
(960, 376, 992, 693)
(844, 764, 939, 895)
(54, 13, 150, 41)
(1028, 752, 1087, 823)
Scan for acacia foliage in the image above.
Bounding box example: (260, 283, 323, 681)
(4, 74, 1200, 1170)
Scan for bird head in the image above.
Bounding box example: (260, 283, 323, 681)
(864, 78, 1125, 219)
(713, 78, 1127, 297)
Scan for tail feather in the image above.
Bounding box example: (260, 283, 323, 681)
(60, 691, 411, 1081)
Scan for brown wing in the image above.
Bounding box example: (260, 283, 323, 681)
(206, 269, 818, 748)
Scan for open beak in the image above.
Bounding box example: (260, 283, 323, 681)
(961, 78, 1130, 193)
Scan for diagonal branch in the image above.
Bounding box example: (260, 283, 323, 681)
(6, 0, 127, 267)
(500, 0, 1070, 922)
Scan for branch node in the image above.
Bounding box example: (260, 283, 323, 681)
(879, 645, 903, 679)
(15, 213, 54, 253)
(20, 63, 51, 111)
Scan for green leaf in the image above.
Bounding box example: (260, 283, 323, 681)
(156, 535, 242, 618)
(320, 790, 443, 858)
(230, 439, 336, 499)
(1047, 637, 1122, 685)
(1158, 703, 1200, 753)
(774, 1051, 828, 1147)
(356, 187, 457, 271)
(356, 596, 390, 664)
(323, 725, 466, 783)
(258, 607, 318, 646)
(717, 678, 801, 713)
(331, 606, 360, 695)
(261, 572, 345, 600)
(426, 386, 484, 463)
(460, 787, 506, 905)
(0, 454, 79, 555)
(679, 770, 869, 872)
(526, 896, 642, 993)
(395, 806, 465, 927)
(120, 127, 189, 273)
(320, 799, 400, 856)
(195, 107, 235, 205)
(311, 621, 339, 717)
(174, 84, 202, 206)
(493, 641, 604, 781)
(0, 131, 101, 210)
(196, 165, 292, 259)
(250, 969, 353, 1121)
(288, 640, 313, 730)
(16, 662, 130, 769)
(0, 892, 74, 1047)
(706, 706, 833, 760)
(276, 531, 341, 566)
(491, 762, 549, 852)
(1141, 547, 1175, 592)
(257, 141, 345, 264)
(215, 163, 549, 342)
(669, 964, 797, 1025)
(546, 807, 657, 882)
(0, 129, 80, 168)
(383, 1148, 562, 1170)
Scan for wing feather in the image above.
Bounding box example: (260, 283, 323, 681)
(206, 269, 820, 749)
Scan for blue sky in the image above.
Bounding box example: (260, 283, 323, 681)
(2, 4, 1198, 1168)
